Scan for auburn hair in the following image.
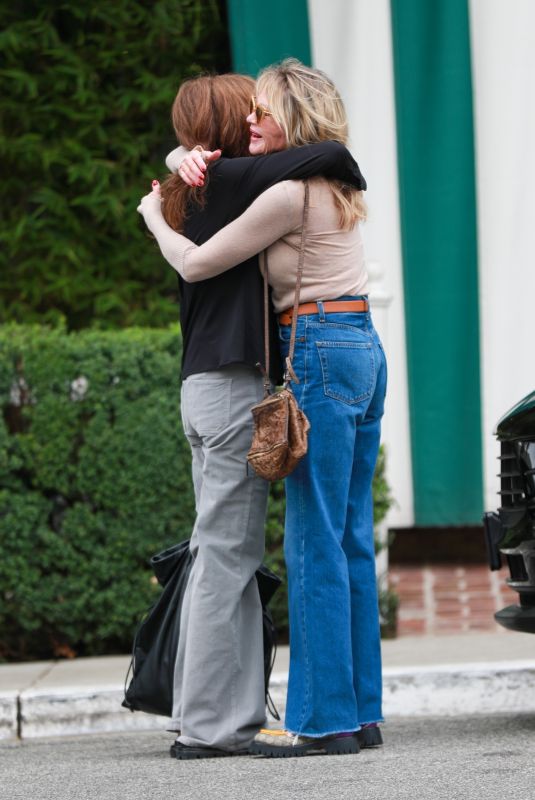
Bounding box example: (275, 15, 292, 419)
(160, 74, 254, 232)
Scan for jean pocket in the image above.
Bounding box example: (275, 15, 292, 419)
(316, 341, 375, 405)
(278, 325, 291, 343)
(182, 379, 231, 435)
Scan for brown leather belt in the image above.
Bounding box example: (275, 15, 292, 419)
(279, 299, 369, 326)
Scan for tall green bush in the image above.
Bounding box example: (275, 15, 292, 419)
(0, 1, 229, 329)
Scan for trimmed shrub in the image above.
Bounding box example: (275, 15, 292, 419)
(0, 1, 230, 329)
(0, 325, 393, 661)
(0, 324, 192, 660)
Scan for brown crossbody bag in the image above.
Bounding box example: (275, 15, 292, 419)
(247, 181, 311, 481)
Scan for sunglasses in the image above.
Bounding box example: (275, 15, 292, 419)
(249, 96, 272, 123)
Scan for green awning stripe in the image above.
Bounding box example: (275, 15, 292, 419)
(390, 0, 483, 524)
(227, 0, 311, 76)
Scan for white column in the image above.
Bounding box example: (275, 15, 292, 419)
(368, 261, 392, 583)
(308, 0, 414, 527)
(469, 0, 535, 511)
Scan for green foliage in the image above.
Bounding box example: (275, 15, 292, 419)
(0, 325, 395, 661)
(264, 480, 287, 633)
(0, 324, 193, 660)
(0, 1, 230, 329)
(373, 445, 393, 528)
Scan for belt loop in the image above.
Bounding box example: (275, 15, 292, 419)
(317, 301, 326, 323)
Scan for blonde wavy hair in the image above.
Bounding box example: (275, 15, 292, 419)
(257, 59, 366, 229)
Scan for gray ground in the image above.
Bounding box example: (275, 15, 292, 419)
(1, 715, 534, 800)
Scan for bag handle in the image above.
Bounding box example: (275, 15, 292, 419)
(260, 180, 310, 395)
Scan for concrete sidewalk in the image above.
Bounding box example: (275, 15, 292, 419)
(1, 630, 534, 740)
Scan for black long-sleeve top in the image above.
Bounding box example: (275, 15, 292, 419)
(177, 141, 367, 382)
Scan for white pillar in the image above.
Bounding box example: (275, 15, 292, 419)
(469, 0, 535, 513)
(308, 0, 414, 529)
(368, 261, 391, 586)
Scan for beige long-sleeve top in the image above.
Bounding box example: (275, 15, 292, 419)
(140, 177, 368, 313)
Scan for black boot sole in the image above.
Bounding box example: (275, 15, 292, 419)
(249, 736, 360, 758)
(356, 727, 383, 748)
(170, 743, 249, 759)
(170, 743, 231, 759)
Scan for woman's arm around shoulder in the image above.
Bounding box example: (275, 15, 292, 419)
(216, 141, 366, 211)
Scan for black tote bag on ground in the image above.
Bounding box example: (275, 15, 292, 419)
(122, 539, 281, 718)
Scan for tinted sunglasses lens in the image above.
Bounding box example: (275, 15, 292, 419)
(250, 96, 265, 121)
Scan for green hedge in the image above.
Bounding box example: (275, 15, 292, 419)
(0, 1, 229, 330)
(0, 325, 393, 662)
(0, 324, 192, 660)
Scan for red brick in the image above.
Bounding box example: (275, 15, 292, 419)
(397, 601, 425, 610)
(398, 620, 426, 635)
(434, 611, 467, 620)
(500, 591, 519, 601)
(392, 566, 425, 576)
(433, 585, 461, 593)
(433, 591, 463, 601)
(465, 582, 493, 591)
(390, 563, 532, 638)
(466, 602, 498, 612)
(398, 609, 426, 621)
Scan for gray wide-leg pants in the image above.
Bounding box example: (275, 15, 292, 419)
(171, 365, 269, 751)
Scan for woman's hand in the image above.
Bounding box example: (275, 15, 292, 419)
(178, 148, 222, 187)
(137, 180, 162, 223)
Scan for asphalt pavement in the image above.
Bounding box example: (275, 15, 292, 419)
(2, 715, 534, 800)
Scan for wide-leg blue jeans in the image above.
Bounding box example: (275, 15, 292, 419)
(279, 298, 387, 737)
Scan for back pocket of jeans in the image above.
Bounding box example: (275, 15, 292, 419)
(183, 379, 231, 435)
(316, 341, 375, 405)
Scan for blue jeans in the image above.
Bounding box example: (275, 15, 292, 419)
(279, 299, 387, 736)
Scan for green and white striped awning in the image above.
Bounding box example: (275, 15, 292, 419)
(226, 0, 535, 528)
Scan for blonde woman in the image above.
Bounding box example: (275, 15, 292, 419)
(139, 59, 387, 758)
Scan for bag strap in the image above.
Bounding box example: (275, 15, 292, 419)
(260, 250, 271, 397)
(285, 180, 310, 387)
(260, 180, 310, 394)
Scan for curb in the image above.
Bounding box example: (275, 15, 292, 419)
(3, 660, 535, 740)
(382, 660, 535, 716)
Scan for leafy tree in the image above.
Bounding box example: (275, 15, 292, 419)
(0, 1, 230, 329)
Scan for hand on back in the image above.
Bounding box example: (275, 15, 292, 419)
(178, 148, 222, 187)
(137, 180, 161, 219)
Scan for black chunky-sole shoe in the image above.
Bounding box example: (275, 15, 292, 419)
(356, 727, 383, 748)
(170, 741, 249, 759)
(249, 729, 360, 758)
(170, 742, 232, 760)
